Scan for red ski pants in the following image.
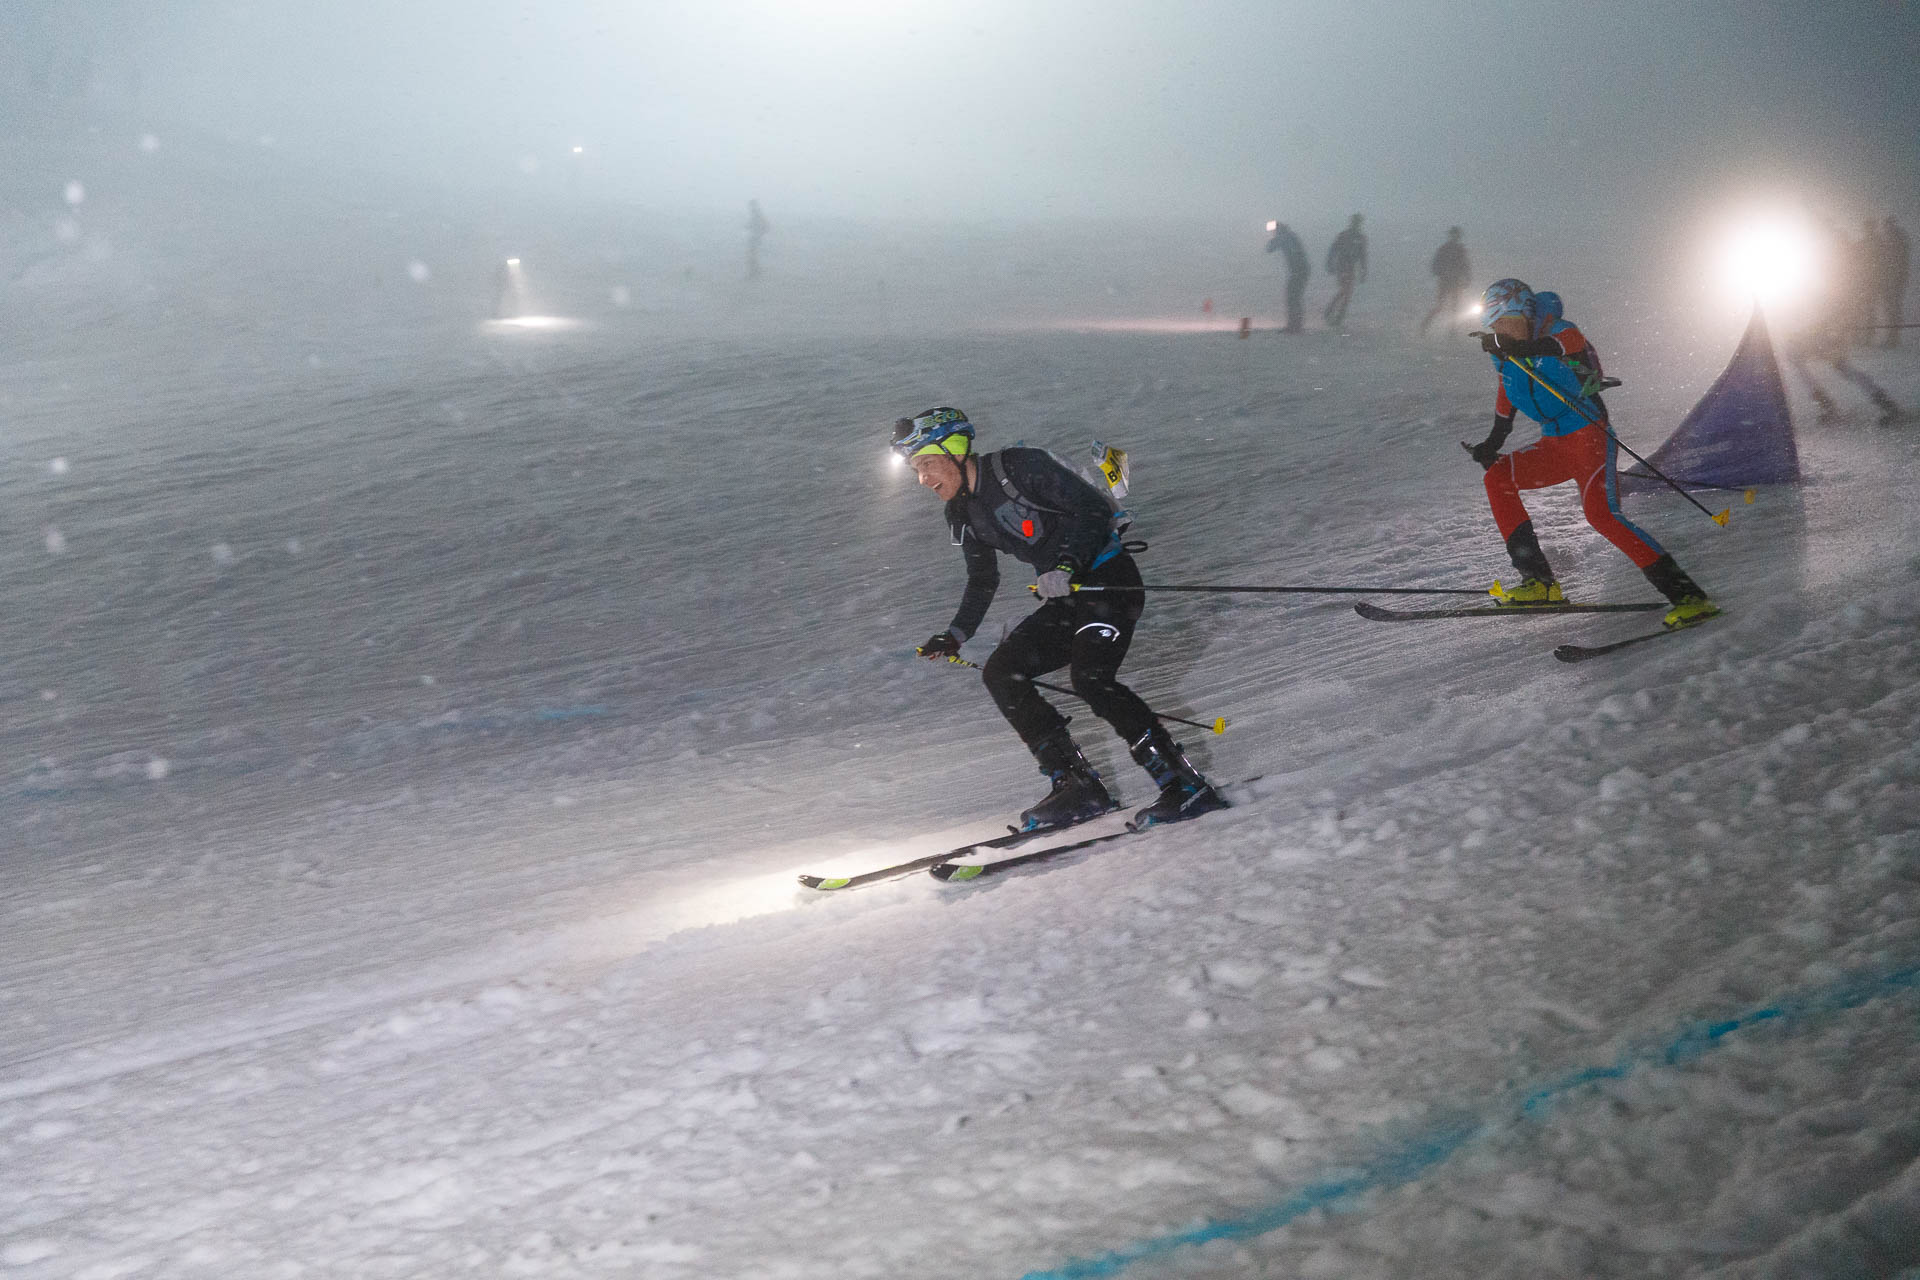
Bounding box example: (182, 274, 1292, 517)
(1483, 423, 1665, 569)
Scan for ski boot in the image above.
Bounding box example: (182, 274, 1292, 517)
(1129, 724, 1228, 828)
(1490, 577, 1566, 606)
(1642, 553, 1719, 629)
(1020, 729, 1118, 831)
(1492, 521, 1563, 605)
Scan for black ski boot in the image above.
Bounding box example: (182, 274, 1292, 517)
(1641, 553, 1719, 628)
(1020, 729, 1118, 831)
(1504, 520, 1557, 584)
(1129, 724, 1228, 828)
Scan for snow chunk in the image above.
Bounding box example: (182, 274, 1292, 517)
(1598, 767, 1650, 801)
(1216, 1082, 1288, 1117)
(1203, 959, 1267, 991)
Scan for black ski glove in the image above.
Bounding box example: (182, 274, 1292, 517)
(1462, 437, 1502, 469)
(1460, 416, 1513, 470)
(916, 631, 961, 660)
(1478, 330, 1505, 355)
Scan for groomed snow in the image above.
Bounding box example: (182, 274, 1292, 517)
(4, 133, 1919, 1279)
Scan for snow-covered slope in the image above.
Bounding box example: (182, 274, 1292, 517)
(3, 139, 1918, 1277)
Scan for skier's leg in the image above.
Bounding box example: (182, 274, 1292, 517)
(984, 606, 1116, 827)
(1062, 560, 1155, 746)
(981, 606, 1074, 748)
(1486, 435, 1582, 591)
(1572, 425, 1665, 569)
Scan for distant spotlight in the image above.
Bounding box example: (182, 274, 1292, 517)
(1718, 213, 1821, 310)
(572, 145, 584, 154)
(1266, 220, 1278, 232)
(506, 257, 521, 267)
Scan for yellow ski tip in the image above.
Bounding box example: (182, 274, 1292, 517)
(1211, 717, 1229, 735)
(1488, 580, 1505, 599)
(1712, 509, 1731, 527)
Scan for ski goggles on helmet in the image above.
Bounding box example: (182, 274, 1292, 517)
(889, 407, 974, 462)
(1479, 277, 1536, 327)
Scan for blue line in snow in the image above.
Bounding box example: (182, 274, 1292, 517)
(1019, 958, 1920, 1280)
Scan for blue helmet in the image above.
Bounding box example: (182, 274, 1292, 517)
(1480, 278, 1536, 327)
(1532, 291, 1563, 331)
(890, 407, 974, 462)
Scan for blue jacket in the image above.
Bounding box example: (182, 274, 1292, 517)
(1492, 318, 1607, 437)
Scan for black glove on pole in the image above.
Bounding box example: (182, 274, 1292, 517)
(915, 631, 961, 660)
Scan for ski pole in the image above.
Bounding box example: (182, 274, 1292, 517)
(932, 653, 1227, 735)
(1031, 583, 1489, 597)
(1472, 334, 1731, 527)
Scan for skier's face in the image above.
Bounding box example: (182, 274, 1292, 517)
(910, 454, 967, 501)
(1491, 313, 1530, 341)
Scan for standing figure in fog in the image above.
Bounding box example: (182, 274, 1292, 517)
(893, 408, 1227, 831)
(1460, 278, 1718, 628)
(1419, 226, 1471, 335)
(1265, 220, 1310, 333)
(1787, 223, 1905, 423)
(746, 199, 770, 281)
(1877, 215, 1909, 347)
(1323, 214, 1367, 329)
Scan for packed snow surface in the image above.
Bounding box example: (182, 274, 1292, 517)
(4, 146, 1919, 1278)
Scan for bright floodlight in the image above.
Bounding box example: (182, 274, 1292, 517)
(1718, 214, 1821, 310)
(506, 256, 521, 267)
(1266, 220, 1278, 232)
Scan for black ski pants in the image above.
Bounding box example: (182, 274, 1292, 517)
(981, 553, 1157, 753)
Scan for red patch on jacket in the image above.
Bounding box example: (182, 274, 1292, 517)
(1022, 518, 1034, 537)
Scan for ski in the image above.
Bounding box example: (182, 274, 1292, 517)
(1354, 600, 1666, 622)
(1553, 610, 1723, 663)
(931, 780, 1254, 883)
(797, 812, 1119, 890)
(932, 826, 1139, 881)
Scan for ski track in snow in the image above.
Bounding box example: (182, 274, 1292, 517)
(4, 140, 1920, 1278)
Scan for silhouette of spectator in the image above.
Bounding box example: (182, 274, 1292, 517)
(1879, 215, 1909, 348)
(1265, 221, 1309, 332)
(1420, 226, 1471, 335)
(1849, 218, 1881, 349)
(746, 199, 770, 281)
(1788, 221, 1904, 424)
(1323, 214, 1367, 329)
